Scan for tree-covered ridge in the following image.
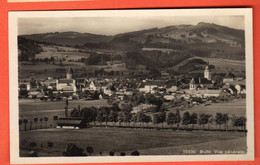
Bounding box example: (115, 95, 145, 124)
(18, 36, 43, 61)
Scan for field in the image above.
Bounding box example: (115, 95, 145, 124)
(19, 99, 109, 122)
(36, 45, 90, 60)
(20, 127, 246, 157)
(180, 99, 246, 117)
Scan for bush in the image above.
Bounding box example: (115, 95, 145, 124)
(63, 143, 86, 156)
(109, 151, 114, 156)
(48, 142, 53, 148)
(29, 142, 36, 148)
(120, 152, 126, 156)
(86, 146, 94, 156)
(131, 150, 140, 156)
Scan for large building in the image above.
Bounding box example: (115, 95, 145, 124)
(56, 67, 76, 93)
(189, 77, 214, 90)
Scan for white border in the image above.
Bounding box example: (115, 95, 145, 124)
(9, 8, 254, 164)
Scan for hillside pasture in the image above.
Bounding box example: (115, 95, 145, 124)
(18, 63, 85, 79)
(19, 127, 246, 156)
(172, 57, 245, 75)
(18, 62, 101, 80)
(36, 45, 90, 61)
(198, 57, 245, 73)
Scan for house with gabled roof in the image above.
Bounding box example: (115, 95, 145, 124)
(189, 77, 214, 90)
(28, 91, 44, 99)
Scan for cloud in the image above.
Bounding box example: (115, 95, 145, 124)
(18, 15, 244, 35)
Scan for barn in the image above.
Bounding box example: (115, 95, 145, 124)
(57, 118, 87, 129)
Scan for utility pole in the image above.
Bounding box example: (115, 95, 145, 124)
(65, 98, 69, 118)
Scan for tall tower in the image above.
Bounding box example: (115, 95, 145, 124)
(66, 67, 73, 79)
(204, 65, 211, 80)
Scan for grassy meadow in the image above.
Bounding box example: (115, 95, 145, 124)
(180, 99, 246, 117)
(20, 127, 246, 157)
(19, 99, 109, 124)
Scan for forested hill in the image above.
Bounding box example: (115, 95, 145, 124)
(20, 22, 245, 61)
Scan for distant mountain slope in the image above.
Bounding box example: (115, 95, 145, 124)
(21, 31, 113, 46)
(20, 22, 245, 63)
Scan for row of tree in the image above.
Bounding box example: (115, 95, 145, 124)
(69, 105, 246, 131)
(19, 116, 59, 131)
(63, 143, 140, 156)
(24, 141, 140, 157)
(19, 105, 246, 132)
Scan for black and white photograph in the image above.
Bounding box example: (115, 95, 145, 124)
(9, 9, 254, 164)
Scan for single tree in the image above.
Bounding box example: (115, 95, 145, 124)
(131, 113, 138, 127)
(215, 113, 224, 130)
(96, 110, 104, 126)
(53, 116, 58, 128)
(120, 152, 126, 156)
(176, 109, 181, 130)
(143, 115, 152, 127)
(86, 146, 94, 156)
(208, 114, 214, 130)
(153, 114, 160, 128)
(34, 118, 38, 129)
(48, 142, 53, 151)
(40, 118, 43, 129)
(19, 119, 22, 131)
(109, 110, 118, 126)
(30, 121, 33, 130)
(137, 112, 146, 127)
(158, 111, 166, 128)
(109, 151, 114, 156)
(29, 142, 36, 149)
(131, 150, 140, 156)
(91, 107, 98, 126)
(182, 112, 190, 129)
(222, 113, 229, 131)
(190, 112, 198, 129)
(44, 117, 49, 128)
(166, 112, 175, 128)
(198, 113, 210, 129)
(23, 119, 28, 131)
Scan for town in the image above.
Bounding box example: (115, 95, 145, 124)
(17, 21, 248, 157)
(19, 60, 246, 109)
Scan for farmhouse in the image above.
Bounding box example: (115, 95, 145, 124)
(223, 78, 234, 84)
(139, 84, 158, 94)
(163, 94, 175, 101)
(28, 91, 44, 99)
(199, 89, 222, 97)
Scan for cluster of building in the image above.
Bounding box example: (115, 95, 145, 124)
(18, 64, 246, 102)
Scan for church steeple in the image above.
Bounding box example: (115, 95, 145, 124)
(204, 65, 211, 80)
(66, 67, 73, 79)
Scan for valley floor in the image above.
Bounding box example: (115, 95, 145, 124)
(19, 127, 246, 157)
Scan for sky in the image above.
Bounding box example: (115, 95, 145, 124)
(18, 16, 244, 36)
